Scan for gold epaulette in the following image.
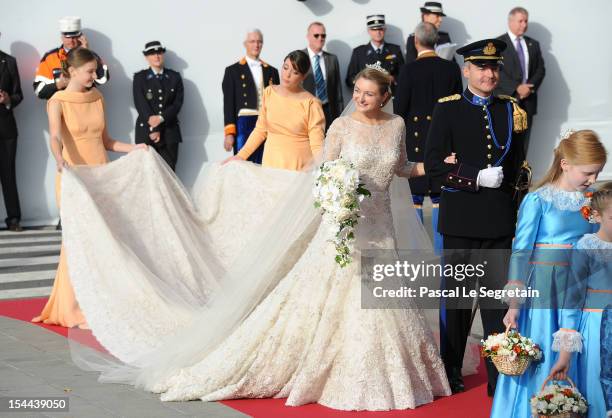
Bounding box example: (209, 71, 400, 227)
(497, 94, 518, 103)
(438, 94, 461, 103)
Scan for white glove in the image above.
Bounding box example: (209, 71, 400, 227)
(477, 166, 503, 189)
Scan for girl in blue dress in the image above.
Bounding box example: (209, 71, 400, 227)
(548, 183, 612, 418)
(490, 130, 607, 418)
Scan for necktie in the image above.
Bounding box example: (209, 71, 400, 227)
(313, 55, 328, 103)
(376, 48, 382, 55)
(515, 37, 527, 83)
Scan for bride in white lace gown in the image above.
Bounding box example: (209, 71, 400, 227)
(62, 68, 451, 411)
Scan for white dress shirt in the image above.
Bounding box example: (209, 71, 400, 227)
(307, 47, 326, 81)
(507, 30, 529, 81)
(245, 55, 263, 91)
(370, 41, 385, 54)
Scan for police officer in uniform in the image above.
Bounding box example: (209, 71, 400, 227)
(133, 41, 184, 171)
(222, 29, 279, 164)
(405, 2, 453, 64)
(394, 22, 462, 253)
(346, 15, 404, 95)
(424, 39, 528, 396)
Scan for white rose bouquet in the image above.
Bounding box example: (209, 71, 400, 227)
(313, 158, 371, 267)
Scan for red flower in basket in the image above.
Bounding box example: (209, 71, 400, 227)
(562, 388, 574, 397)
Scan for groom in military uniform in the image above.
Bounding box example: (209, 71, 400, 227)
(346, 15, 404, 95)
(424, 39, 527, 396)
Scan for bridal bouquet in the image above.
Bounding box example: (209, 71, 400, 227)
(480, 326, 542, 376)
(530, 378, 588, 417)
(313, 159, 371, 267)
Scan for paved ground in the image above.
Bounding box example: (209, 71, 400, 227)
(0, 316, 248, 418)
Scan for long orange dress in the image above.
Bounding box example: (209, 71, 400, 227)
(32, 89, 109, 328)
(237, 86, 325, 170)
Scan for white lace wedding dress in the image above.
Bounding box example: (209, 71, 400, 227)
(62, 114, 451, 411)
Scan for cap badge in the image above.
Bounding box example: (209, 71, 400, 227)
(483, 42, 496, 56)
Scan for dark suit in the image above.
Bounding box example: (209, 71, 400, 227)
(405, 31, 452, 64)
(0, 51, 23, 226)
(346, 42, 404, 94)
(222, 58, 279, 163)
(133, 68, 184, 171)
(302, 49, 344, 131)
(495, 33, 545, 155)
(425, 89, 526, 392)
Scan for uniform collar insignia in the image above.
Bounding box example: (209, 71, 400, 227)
(464, 88, 491, 106)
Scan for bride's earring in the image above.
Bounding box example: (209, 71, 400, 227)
(380, 103, 384, 108)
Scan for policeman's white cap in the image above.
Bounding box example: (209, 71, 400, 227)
(59, 16, 82, 37)
(367, 14, 386, 29)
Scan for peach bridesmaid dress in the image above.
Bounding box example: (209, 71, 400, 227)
(32, 88, 108, 328)
(237, 86, 325, 170)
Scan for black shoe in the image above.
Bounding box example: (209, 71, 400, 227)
(7, 223, 23, 232)
(56, 220, 62, 231)
(446, 367, 465, 393)
(450, 377, 465, 393)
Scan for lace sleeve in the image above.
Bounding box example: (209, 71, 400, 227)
(395, 121, 416, 178)
(323, 118, 343, 161)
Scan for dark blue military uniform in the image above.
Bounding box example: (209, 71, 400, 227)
(133, 68, 184, 170)
(424, 39, 528, 396)
(394, 50, 462, 252)
(345, 43, 404, 94)
(222, 58, 279, 163)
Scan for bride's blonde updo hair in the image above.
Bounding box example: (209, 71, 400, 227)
(60, 47, 98, 78)
(355, 67, 392, 95)
(536, 129, 607, 188)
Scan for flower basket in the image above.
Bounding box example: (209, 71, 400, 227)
(531, 376, 587, 417)
(481, 323, 542, 376)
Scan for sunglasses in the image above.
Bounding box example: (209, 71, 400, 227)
(313, 33, 327, 39)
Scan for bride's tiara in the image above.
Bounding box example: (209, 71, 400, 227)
(365, 61, 389, 75)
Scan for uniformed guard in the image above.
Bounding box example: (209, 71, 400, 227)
(424, 38, 528, 396)
(345, 15, 404, 95)
(394, 22, 462, 253)
(222, 29, 279, 164)
(33, 16, 109, 99)
(405, 2, 454, 64)
(133, 41, 184, 171)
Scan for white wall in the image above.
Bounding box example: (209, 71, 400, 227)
(3, 0, 612, 225)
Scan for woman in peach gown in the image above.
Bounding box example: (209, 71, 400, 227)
(32, 48, 146, 328)
(226, 50, 325, 170)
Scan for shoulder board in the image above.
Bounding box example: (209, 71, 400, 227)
(238, 57, 247, 66)
(438, 94, 461, 103)
(41, 47, 60, 62)
(497, 94, 518, 103)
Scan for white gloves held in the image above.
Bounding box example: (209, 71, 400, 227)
(477, 166, 504, 189)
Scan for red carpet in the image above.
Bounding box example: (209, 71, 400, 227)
(1, 298, 493, 417)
